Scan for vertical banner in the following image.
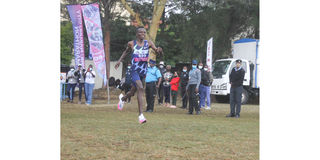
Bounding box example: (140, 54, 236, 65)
(67, 5, 85, 68)
(206, 37, 213, 71)
(81, 3, 107, 86)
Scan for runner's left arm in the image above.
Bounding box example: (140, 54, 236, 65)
(148, 40, 163, 56)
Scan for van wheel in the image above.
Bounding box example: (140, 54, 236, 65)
(241, 89, 249, 104)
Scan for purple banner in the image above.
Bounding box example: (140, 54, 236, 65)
(81, 3, 107, 85)
(67, 5, 85, 69)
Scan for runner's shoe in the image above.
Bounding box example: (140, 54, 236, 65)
(118, 94, 125, 110)
(138, 114, 147, 124)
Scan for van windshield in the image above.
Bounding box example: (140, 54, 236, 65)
(212, 60, 231, 77)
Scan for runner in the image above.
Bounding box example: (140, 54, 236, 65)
(114, 26, 163, 124)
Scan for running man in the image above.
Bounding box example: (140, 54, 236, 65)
(114, 26, 163, 124)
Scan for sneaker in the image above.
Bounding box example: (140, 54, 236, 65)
(170, 105, 177, 108)
(118, 94, 125, 110)
(205, 106, 211, 110)
(138, 114, 147, 124)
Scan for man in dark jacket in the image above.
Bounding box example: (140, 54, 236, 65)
(180, 66, 189, 109)
(226, 59, 245, 118)
(199, 64, 212, 110)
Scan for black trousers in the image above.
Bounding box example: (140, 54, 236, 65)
(78, 83, 85, 101)
(145, 82, 156, 111)
(181, 85, 188, 108)
(230, 86, 243, 116)
(158, 83, 164, 104)
(188, 84, 199, 113)
(163, 85, 171, 103)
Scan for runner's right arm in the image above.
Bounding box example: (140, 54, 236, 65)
(115, 41, 133, 69)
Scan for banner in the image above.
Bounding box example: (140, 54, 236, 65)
(206, 37, 213, 71)
(81, 3, 107, 86)
(67, 5, 85, 69)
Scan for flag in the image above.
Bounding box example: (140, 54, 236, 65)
(81, 3, 107, 86)
(206, 37, 213, 71)
(67, 5, 85, 69)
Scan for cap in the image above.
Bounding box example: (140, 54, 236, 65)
(159, 61, 164, 65)
(236, 59, 242, 63)
(78, 64, 82, 67)
(149, 59, 156, 64)
(192, 60, 198, 64)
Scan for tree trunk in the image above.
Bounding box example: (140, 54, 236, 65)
(120, 0, 167, 61)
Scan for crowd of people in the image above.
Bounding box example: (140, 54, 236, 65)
(118, 59, 215, 115)
(60, 64, 96, 105)
(61, 26, 246, 124)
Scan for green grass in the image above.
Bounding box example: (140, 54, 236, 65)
(61, 94, 259, 160)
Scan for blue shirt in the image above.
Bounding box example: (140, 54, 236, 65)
(145, 66, 162, 83)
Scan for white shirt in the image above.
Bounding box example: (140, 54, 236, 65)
(85, 71, 96, 84)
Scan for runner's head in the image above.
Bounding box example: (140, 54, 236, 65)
(136, 26, 146, 40)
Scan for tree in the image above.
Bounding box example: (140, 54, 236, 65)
(60, 21, 74, 65)
(120, 0, 167, 61)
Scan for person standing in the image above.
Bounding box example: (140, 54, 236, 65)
(199, 64, 212, 110)
(84, 64, 95, 105)
(67, 66, 77, 103)
(75, 64, 86, 104)
(123, 63, 132, 103)
(186, 60, 201, 115)
(180, 66, 189, 109)
(115, 26, 163, 124)
(170, 71, 180, 108)
(157, 61, 166, 105)
(145, 59, 162, 112)
(226, 59, 245, 118)
(163, 65, 173, 107)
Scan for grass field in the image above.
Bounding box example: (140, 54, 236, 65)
(61, 90, 259, 160)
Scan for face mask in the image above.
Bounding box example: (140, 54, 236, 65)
(198, 66, 203, 69)
(90, 68, 93, 71)
(70, 68, 74, 71)
(183, 69, 187, 72)
(128, 66, 131, 69)
(204, 68, 208, 71)
(159, 65, 164, 68)
(192, 65, 197, 69)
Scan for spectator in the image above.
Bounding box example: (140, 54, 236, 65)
(199, 64, 213, 110)
(85, 64, 95, 105)
(163, 65, 173, 107)
(180, 66, 189, 109)
(157, 61, 166, 105)
(67, 66, 77, 103)
(170, 71, 180, 108)
(75, 64, 86, 104)
(226, 59, 245, 118)
(145, 59, 162, 112)
(123, 63, 132, 103)
(186, 60, 201, 115)
(199, 63, 213, 110)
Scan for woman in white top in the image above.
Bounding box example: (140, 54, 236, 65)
(84, 64, 95, 105)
